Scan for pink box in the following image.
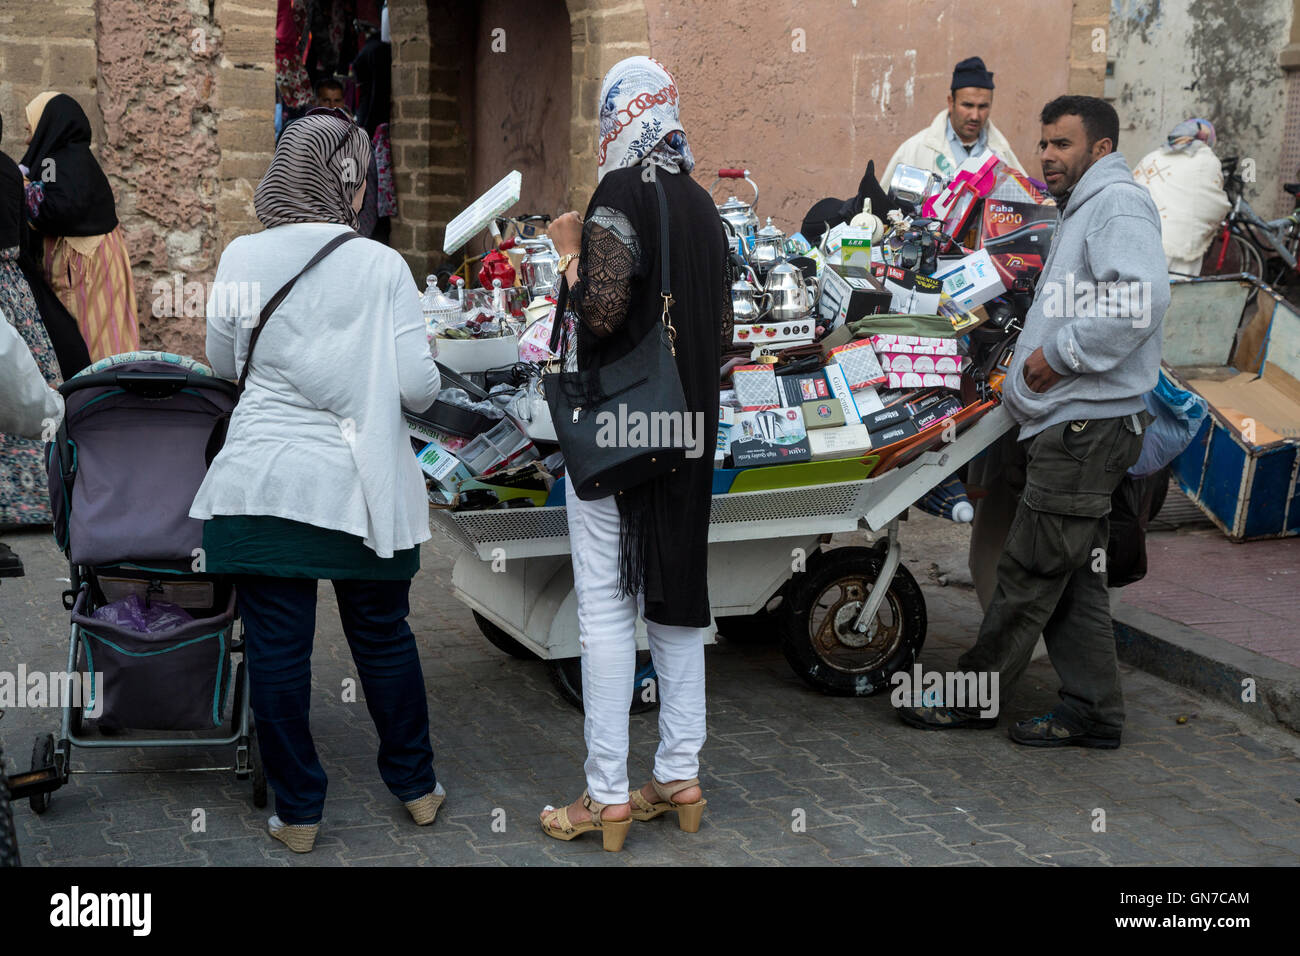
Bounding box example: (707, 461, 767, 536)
(869, 334, 959, 355)
(878, 352, 966, 375)
(886, 371, 962, 390)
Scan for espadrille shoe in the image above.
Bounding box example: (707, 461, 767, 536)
(268, 815, 320, 853)
(405, 781, 446, 825)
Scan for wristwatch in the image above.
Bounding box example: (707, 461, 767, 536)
(557, 253, 579, 274)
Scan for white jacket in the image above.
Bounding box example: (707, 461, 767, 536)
(1132, 142, 1230, 268)
(0, 307, 62, 439)
(882, 109, 1026, 187)
(190, 222, 440, 558)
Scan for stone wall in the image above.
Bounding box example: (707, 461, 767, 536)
(0, 0, 273, 358)
(0, 0, 100, 162)
(1109, 0, 1294, 218)
(387, 0, 648, 282)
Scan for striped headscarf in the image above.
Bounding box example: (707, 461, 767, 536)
(596, 56, 694, 183)
(254, 111, 372, 229)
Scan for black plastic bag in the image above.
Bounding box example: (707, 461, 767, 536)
(1106, 465, 1171, 588)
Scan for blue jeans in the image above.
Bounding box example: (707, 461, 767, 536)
(235, 576, 437, 824)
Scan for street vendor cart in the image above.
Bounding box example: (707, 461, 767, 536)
(429, 401, 1013, 707)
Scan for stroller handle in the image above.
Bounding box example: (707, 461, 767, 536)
(60, 370, 238, 401)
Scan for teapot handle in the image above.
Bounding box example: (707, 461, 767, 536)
(709, 169, 759, 209)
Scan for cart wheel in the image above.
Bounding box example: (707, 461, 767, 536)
(548, 652, 659, 714)
(0, 743, 20, 867)
(473, 611, 539, 660)
(780, 546, 926, 696)
(28, 734, 54, 815)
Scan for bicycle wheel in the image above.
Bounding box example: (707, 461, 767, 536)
(1202, 231, 1262, 278)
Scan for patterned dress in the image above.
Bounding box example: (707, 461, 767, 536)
(0, 245, 60, 525)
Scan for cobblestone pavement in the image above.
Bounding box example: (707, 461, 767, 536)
(2, 516, 1298, 867)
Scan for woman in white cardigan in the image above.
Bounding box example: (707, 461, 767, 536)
(189, 110, 441, 853)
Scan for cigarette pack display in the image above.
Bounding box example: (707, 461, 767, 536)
(828, 339, 887, 390)
(731, 408, 811, 466)
(869, 334, 959, 355)
(912, 395, 964, 430)
(808, 423, 874, 461)
(779, 371, 831, 408)
(869, 418, 919, 447)
(820, 363, 864, 424)
(801, 398, 846, 429)
(731, 364, 783, 410)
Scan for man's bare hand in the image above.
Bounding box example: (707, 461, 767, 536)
(1022, 346, 1064, 393)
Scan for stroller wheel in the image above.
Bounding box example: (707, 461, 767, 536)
(29, 734, 54, 815)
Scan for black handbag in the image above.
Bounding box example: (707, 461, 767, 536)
(544, 176, 688, 501)
(205, 231, 362, 465)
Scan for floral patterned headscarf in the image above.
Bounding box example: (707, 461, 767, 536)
(596, 56, 695, 183)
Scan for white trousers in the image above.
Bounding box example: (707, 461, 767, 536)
(565, 486, 708, 805)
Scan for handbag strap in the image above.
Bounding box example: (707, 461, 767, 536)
(238, 230, 362, 393)
(546, 173, 676, 360)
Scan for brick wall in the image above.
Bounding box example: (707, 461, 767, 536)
(387, 0, 649, 281)
(0, 0, 100, 155)
(0, 0, 272, 358)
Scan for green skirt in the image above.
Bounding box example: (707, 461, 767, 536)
(202, 515, 420, 580)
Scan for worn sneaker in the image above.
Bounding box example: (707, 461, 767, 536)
(897, 705, 998, 731)
(1008, 712, 1121, 749)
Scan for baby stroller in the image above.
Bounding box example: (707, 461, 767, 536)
(11, 352, 265, 814)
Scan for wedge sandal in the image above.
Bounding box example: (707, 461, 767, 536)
(539, 789, 632, 852)
(629, 777, 707, 832)
(268, 815, 320, 853)
(405, 782, 447, 826)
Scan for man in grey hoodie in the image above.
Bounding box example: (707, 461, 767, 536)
(900, 96, 1168, 748)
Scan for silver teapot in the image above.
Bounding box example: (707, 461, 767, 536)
(763, 259, 818, 321)
(711, 169, 760, 255)
(748, 218, 786, 275)
(730, 265, 770, 325)
(519, 237, 560, 299)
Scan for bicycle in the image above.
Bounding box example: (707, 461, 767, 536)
(1201, 157, 1300, 290)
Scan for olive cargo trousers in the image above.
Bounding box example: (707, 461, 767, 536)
(957, 413, 1148, 735)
